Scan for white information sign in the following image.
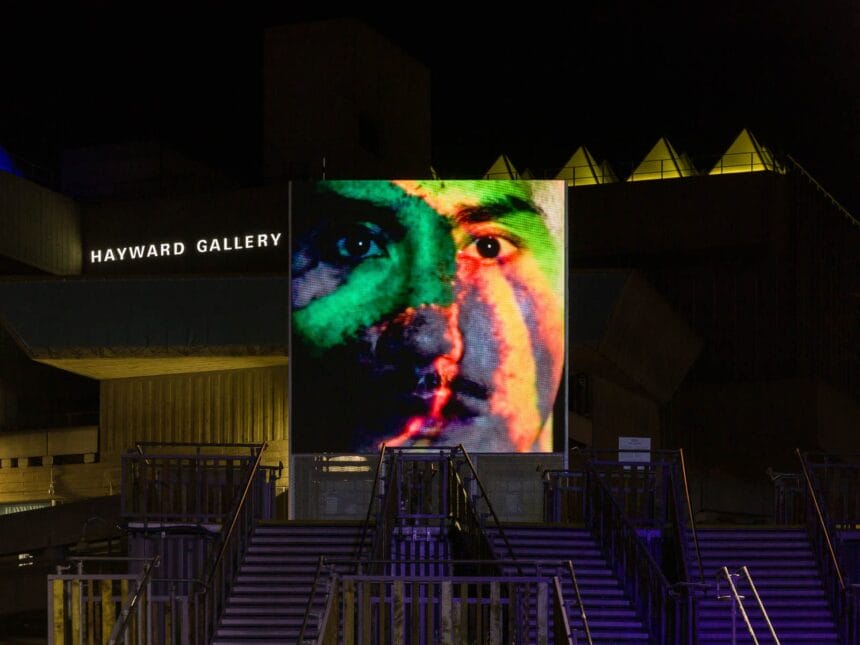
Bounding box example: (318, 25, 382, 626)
(618, 436, 651, 463)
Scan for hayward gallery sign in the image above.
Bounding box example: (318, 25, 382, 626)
(88, 232, 283, 264)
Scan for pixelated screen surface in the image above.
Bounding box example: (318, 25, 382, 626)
(290, 180, 566, 453)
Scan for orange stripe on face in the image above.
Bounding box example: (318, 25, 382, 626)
(382, 416, 426, 448)
(458, 256, 543, 451)
(505, 254, 565, 395)
(429, 302, 462, 418)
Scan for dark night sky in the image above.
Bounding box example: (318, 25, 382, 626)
(2, 3, 859, 212)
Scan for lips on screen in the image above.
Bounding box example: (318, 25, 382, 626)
(290, 180, 566, 454)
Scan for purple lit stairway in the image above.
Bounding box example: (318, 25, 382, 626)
(489, 525, 650, 644)
(211, 521, 368, 645)
(693, 527, 839, 643)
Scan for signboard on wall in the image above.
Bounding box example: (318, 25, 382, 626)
(618, 436, 652, 463)
(289, 179, 567, 454)
(82, 184, 290, 276)
(88, 233, 284, 264)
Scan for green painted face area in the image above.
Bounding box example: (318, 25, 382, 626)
(293, 181, 457, 349)
(406, 180, 561, 287)
(482, 207, 560, 286)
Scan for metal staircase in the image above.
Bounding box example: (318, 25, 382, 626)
(488, 524, 649, 643)
(211, 521, 369, 644)
(694, 527, 839, 643)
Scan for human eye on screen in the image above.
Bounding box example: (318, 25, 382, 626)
(459, 234, 520, 262)
(324, 221, 389, 263)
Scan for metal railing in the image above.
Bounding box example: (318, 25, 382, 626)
(716, 565, 780, 644)
(771, 470, 804, 525)
(355, 444, 387, 563)
(297, 555, 337, 644)
(302, 446, 595, 642)
(799, 452, 860, 529)
(450, 444, 519, 570)
(107, 556, 161, 644)
(495, 150, 789, 185)
(544, 448, 703, 585)
(358, 446, 518, 573)
(710, 152, 781, 175)
(675, 448, 704, 584)
(547, 449, 673, 525)
(850, 584, 860, 645)
(786, 155, 860, 229)
(368, 448, 404, 574)
(315, 569, 572, 644)
(197, 442, 270, 643)
(48, 556, 163, 645)
(315, 573, 341, 645)
(553, 575, 577, 644)
(566, 560, 593, 645)
(543, 468, 586, 524)
(122, 442, 278, 525)
(580, 457, 686, 643)
(627, 158, 697, 181)
(303, 446, 544, 642)
(796, 449, 854, 642)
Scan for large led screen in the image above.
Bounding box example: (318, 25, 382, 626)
(290, 180, 566, 453)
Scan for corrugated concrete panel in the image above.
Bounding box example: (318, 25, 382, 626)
(99, 365, 288, 460)
(0, 427, 97, 460)
(0, 276, 288, 358)
(0, 459, 121, 505)
(0, 172, 81, 275)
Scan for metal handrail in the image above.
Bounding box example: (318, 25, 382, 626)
(313, 574, 340, 645)
(354, 444, 387, 563)
(580, 457, 680, 642)
(796, 448, 846, 590)
(452, 444, 519, 569)
(307, 557, 593, 643)
(552, 576, 576, 644)
(106, 555, 160, 645)
(577, 447, 704, 583)
(134, 442, 151, 465)
(201, 443, 267, 587)
(717, 566, 762, 644)
(122, 447, 277, 526)
(566, 560, 593, 645)
(740, 566, 780, 644)
(679, 448, 704, 582)
(803, 451, 860, 460)
(135, 441, 262, 452)
(317, 568, 582, 644)
(368, 449, 403, 571)
(583, 460, 675, 587)
(297, 555, 331, 645)
(786, 155, 860, 229)
(197, 442, 268, 642)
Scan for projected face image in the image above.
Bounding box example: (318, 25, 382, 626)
(291, 180, 565, 453)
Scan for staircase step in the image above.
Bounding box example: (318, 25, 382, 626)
(223, 605, 320, 616)
(493, 524, 653, 642)
(694, 527, 840, 642)
(213, 521, 364, 642)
